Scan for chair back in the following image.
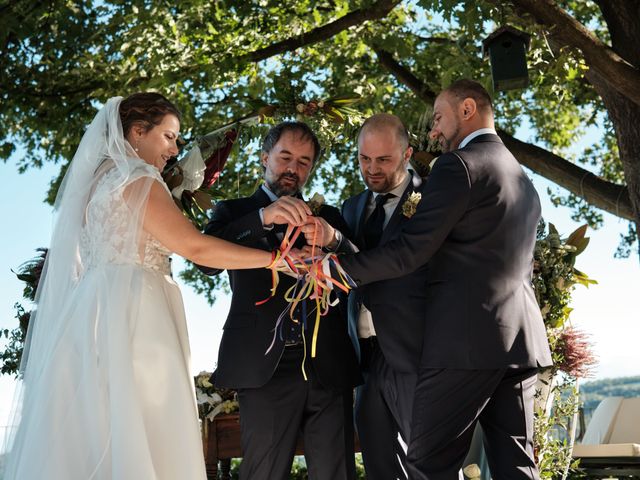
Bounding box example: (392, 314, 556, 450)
(609, 397, 640, 444)
(581, 397, 640, 445)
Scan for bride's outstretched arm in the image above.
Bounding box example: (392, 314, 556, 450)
(143, 181, 273, 270)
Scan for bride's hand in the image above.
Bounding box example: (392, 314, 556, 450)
(271, 249, 307, 277)
(295, 245, 315, 260)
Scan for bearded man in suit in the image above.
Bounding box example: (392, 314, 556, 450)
(337, 80, 553, 479)
(198, 121, 361, 480)
(302, 114, 427, 479)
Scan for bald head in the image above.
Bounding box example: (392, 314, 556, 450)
(357, 113, 413, 193)
(358, 113, 410, 150)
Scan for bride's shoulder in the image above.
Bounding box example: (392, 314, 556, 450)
(128, 157, 163, 181)
(91, 158, 168, 205)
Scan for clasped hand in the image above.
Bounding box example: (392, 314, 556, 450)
(263, 196, 336, 250)
(263, 197, 337, 274)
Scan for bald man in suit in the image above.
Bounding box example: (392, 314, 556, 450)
(338, 80, 552, 479)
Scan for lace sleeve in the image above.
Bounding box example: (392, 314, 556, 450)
(80, 160, 163, 270)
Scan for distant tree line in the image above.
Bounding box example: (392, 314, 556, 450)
(580, 375, 640, 417)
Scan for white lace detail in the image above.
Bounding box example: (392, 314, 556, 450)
(141, 234, 173, 275)
(79, 164, 173, 276)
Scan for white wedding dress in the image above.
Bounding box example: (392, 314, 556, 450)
(4, 162, 207, 479)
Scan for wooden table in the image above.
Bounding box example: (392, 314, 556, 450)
(202, 413, 359, 479)
(202, 413, 240, 480)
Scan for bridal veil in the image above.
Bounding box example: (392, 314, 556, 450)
(2, 97, 167, 478)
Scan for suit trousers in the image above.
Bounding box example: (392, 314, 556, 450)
(406, 367, 539, 480)
(356, 337, 417, 480)
(237, 345, 356, 480)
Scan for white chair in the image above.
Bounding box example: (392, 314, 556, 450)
(573, 396, 640, 477)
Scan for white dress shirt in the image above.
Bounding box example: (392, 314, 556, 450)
(458, 127, 497, 149)
(358, 171, 412, 339)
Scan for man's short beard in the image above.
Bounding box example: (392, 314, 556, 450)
(365, 177, 393, 193)
(441, 123, 461, 153)
(363, 166, 408, 193)
(267, 173, 301, 197)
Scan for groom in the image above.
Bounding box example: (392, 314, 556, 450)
(303, 113, 427, 479)
(339, 80, 553, 479)
(198, 121, 361, 480)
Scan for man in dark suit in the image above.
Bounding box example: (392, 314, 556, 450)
(198, 122, 361, 480)
(302, 114, 427, 479)
(338, 80, 553, 479)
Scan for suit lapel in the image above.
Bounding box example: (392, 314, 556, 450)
(252, 188, 272, 206)
(380, 172, 423, 244)
(353, 191, 372, 246)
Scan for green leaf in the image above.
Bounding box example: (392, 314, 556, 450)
(565, 224, 588, 247)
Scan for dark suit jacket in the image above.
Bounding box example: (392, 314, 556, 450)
(342, 172, 428, 373)
(340, 134, 553, 370)
(199, 188, 362, 390)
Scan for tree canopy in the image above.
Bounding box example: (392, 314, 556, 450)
(2, 0, 638, 269)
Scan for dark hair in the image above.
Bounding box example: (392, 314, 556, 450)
(261, 122, 322, 163)
(119, 92, 182, 136)
(359, 113, 410, 150)
(443, 79, 493, 113)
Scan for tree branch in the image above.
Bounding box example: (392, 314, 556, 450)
(374, 47, 634, 221)
(374, 48, 437, 102)
(411, 35, 456, 45)
(506, 0, 640, 107)
(498, 132, 633, 221)
(237, 0, 402, 64)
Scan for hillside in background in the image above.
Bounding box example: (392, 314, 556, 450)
(580, 375, 640, 418)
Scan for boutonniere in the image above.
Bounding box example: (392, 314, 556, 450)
(307, 192, 325, 215)
(401, 191, 422, 218)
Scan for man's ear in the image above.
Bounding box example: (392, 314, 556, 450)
(260, 151, 268, 168)
(461, 98, 477, 120)
(403, 146, 414, 165)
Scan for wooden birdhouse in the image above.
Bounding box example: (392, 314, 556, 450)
(482, 25, 531, 91)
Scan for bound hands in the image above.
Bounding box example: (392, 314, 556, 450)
(262, 196, 336, 262)
(289, 217, 337, 264)
(262, 196, 311, 227)
(300, 216, 337, 250)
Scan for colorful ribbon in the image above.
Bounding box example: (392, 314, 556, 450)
(260, 220, 354, 379)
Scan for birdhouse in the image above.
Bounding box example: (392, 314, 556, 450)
(482, 25, 531, 91)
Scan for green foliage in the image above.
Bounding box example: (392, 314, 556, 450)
(1, 304, 29, 376)
(532, 222, 596, 479)
(179, 262, 226, 306)
(533, 222, 596, 330)
(227, 454, 367, 479)
(534, 376, 581, 479)
(2, 0, 635, 258)
(2, 249, 47, 377)
(615, 223, 639, 259)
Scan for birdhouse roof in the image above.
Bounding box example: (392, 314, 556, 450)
(482, 25, 531, 56)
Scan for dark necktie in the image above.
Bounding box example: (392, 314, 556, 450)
(363, 193, 394, 248)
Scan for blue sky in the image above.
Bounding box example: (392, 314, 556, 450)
(1, 132, 639, 439)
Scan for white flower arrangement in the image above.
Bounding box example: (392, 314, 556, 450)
(307, 192, 325, 215)
(194, 371, 239, 421)
(401, 191, 422, 218)
(463, 463, 482, 479)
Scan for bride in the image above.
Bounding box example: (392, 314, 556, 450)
(3, 93, 280, 479)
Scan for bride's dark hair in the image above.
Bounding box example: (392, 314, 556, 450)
(119, 92, 182, 136)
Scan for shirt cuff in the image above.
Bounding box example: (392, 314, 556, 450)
(323, 229, 343, 252)
(259, 207, 275, 230)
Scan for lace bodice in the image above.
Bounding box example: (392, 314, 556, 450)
(79, 164, 173, 275)
(141, 233, 173, 275)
